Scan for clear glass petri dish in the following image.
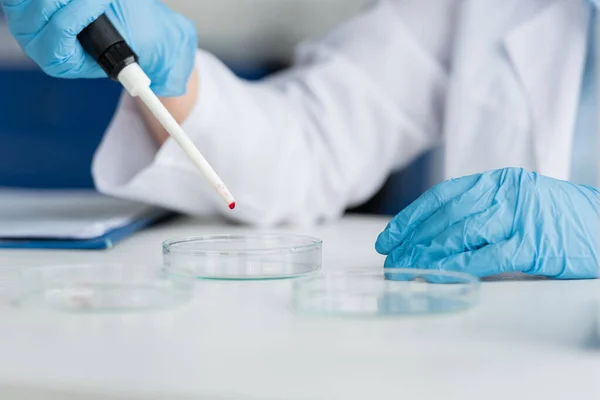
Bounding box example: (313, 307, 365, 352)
(18, 264, 193, 313)
(292, 268, 480, 318)
(163, 234, 323, 280)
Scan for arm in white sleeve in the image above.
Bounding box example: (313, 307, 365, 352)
(93, 0, 459, 226)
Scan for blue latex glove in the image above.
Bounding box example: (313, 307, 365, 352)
(1, 0, 197, 97)
(375, 168, 600, 279)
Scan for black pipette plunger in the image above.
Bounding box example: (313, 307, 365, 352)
(77, 14, 138, 81)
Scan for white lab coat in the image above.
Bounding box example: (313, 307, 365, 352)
(92, 0, 592, 226)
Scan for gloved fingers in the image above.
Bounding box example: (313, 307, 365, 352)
(106, 0, 175, 38)
(390, 187, 501, 256)
(400, 203, 509, 261)
(24, 31, 104, 78)
(388, 238, 522, 278)
(433, 239, 524, 277)
(375, 170, 507, 255)
(22, 0, 114, 78)
(48, 0, 115, 36)
(104, 0, 198, 97)
(1, 0, 70, 39)
(375, 173, 483, 255)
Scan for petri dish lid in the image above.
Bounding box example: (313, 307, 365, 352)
(292, 268, 480, 318)
(163, 234, 322, 280)
(17, 264, 193, 313)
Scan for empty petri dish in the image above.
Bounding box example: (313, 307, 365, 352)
(163, 234, 322, 280)
(293, 268, 480, 317)
(18, 264, 193, 312)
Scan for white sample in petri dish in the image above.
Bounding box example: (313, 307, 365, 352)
(292, 268, 480, 317)
(18, 264, 193, 313)
(163, 234, 322, 280)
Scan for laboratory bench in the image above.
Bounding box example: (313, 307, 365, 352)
(0, 215, 599, 400)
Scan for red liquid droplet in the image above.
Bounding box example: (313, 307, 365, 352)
(229, 202, 236, 210)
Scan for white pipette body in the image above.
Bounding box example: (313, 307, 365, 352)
(117, 63, 236, 209)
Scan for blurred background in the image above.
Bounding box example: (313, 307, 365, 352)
(0, 0, 429, 214)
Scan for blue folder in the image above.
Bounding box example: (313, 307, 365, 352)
(0, 209, 171, 250)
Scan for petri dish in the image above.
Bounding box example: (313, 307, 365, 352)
(163, 234, 322, 280)
(18, 264, 193, 313)
(292, 268, 480, 318)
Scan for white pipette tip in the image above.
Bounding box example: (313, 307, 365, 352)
(117, 63, 236, 210)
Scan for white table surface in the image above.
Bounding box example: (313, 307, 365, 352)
(0, 215, 599, 400)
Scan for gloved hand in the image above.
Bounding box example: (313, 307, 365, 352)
(375, 168, 600, 279)
(1, 0, 197, 97)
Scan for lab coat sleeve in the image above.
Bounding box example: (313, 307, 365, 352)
(92, 0, 456, 226)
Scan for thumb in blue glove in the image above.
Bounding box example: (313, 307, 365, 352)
(375, 168, 600, 279)
(1, 0, 197, 97)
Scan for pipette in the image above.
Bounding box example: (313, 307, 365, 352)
(78, 15, 236, 210)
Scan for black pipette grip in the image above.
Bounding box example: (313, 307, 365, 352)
(77, 14, 138, 81)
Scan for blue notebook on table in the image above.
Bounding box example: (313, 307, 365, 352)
(0, 189, 170, 250)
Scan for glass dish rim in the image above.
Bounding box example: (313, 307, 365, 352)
(162, 233, 324, 256)
(294, 267, 481, 289)
(19, 263, 193, 281)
